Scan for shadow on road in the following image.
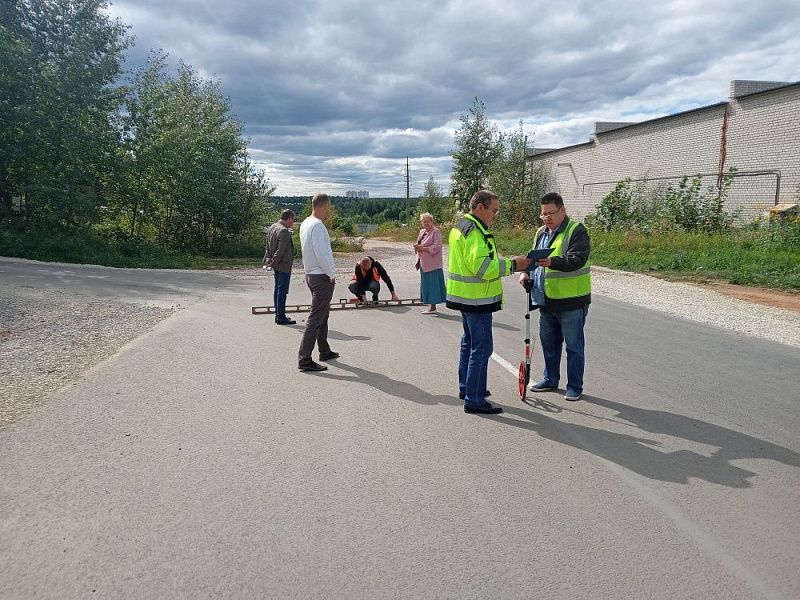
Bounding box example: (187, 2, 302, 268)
(327, 329, 371, 341)
(497, 394, 800, 488)
(317, 361, 460, 408)
(316, 361, 800, 488)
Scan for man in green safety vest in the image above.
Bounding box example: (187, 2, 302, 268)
(446, 190, 532, 414)
(519, 192, 591, 401)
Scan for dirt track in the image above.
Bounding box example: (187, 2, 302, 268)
(690, 282, 800, 312)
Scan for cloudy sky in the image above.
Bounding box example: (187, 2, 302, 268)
(106, 0, 799, 197)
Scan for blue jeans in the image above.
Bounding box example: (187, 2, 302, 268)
(273, 270, 291, 320)
(458, 311, 493, 407)
(539, 307, 588, 395)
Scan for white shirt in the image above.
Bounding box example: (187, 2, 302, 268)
(299, 216, 335, 278)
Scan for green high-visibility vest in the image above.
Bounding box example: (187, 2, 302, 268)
(446, 214, 512, 312)
(537, 219, 592, 300)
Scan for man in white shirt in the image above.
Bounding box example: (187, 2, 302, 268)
(298, 193, 339, 372)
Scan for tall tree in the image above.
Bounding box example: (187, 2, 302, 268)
(112, 51, 169, 237)
(450, 98, 502, 212)
(11, 0, 130, 228)
(489, 121, 541, 228)
(116, 56, 272, 252)
(0, 1, 33, 216)
(418, 175, 452, 224)
(3, 1, 272, 255)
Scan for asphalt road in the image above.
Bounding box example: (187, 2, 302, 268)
(0, 256, 251, 307)
(1, 262, 799, 599)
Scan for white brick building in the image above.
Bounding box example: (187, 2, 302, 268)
(527, 80, 800, 220)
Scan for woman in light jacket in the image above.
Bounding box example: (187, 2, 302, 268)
(413, 212, 447, 314)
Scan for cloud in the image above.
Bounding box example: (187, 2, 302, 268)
(106, 0, 800, 195)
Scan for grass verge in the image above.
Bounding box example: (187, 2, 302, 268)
(0, 229, 364, 269)
(373, 223, 799, 291)
(497, 227, 799, 291)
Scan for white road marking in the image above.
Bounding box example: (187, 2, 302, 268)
(490, 351, 518, 376)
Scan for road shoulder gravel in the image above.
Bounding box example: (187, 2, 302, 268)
(1, 284, 174, 425)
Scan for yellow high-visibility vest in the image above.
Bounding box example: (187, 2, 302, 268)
(446, 214, 512, 312)
(537, 219, 591, 300)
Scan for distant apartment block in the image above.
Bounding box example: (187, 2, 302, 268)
(345, 190, 370, 198)
(527, 80, 800, 221)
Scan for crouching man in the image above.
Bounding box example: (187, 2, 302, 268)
(348, 256, 399, 303)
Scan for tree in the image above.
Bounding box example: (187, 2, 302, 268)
(1, 1, 273, 259)
(113, 56, 272, 252)
(450, 98, 502, 212)
(111, 51, 170, 237)
(418, 175, 452, 224)
(488, 121, 541, 228)
(9, 0, 130, 228)
(0, 1, 33, 217)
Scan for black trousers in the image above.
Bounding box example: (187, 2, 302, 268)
(348, 279, 380, 301)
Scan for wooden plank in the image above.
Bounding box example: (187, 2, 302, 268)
(251, 298, 422, 315)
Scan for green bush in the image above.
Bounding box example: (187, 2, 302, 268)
(0, 228, 228, 268)
(489, 219, 798, 290)
(330, 237, 363, 253)
(585, 178, 634, 231)
(586, 169, 738, 235)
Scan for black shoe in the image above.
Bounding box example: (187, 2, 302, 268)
(464, 402, 503, 415)
(459, 390, 491, 400)
(298, 361, 327, 372)
(319, 351, 340, 361)
(275, 317, 296, 325)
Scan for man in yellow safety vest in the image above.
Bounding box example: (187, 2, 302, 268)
(446, 190, 531, 414)
(519, 192, 591, 401)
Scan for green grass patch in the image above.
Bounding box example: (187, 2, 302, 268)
(371, 224, 453, 243)
(0, 229, 258, 269)
(0, 228, 364, 269)
(586, 229, 799, 290)
(491, 225, 799, 291)
(365, 226, 418, 242)
(372, 222, 798, 292)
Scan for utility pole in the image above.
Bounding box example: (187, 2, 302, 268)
(405, 156, 410, 225)
(521, 135, 528, 204)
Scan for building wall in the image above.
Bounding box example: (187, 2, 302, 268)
(725, 85, 800, 214)
(529, 84, 800, 220)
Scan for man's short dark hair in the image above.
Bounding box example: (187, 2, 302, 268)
(311, 193, 330, 210)
(541, 192, 564, 208)
(469, 190, 498, 210)
(280, 209, 295, 221)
